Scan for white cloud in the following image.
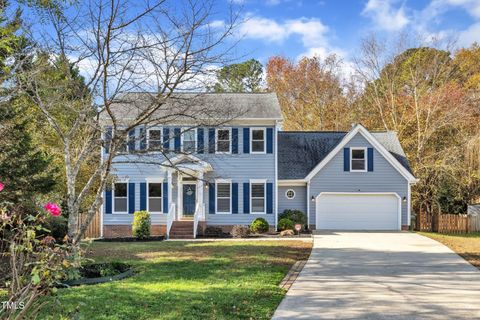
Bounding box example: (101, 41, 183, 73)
(362, 0, 409, 32)
(240, 15, 329, 46)
(458, 22, 480, 46)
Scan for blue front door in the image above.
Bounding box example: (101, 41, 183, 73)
(183, 184, 196, 216)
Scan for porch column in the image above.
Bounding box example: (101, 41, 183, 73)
(167, 170, 173, 219)
(197, 172, 204, 219)
(177, 172, 182, 219)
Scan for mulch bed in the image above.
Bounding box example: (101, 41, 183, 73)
(94, 235, 165, 242)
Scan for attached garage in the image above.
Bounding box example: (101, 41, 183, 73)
(316, 193, 401, 230)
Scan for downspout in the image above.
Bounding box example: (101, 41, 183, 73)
(307, 180, 310, 230)
(100, 130, 104, 238)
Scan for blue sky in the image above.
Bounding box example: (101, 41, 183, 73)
(218, 0, 480, 65)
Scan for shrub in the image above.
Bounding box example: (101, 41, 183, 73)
(279, 209, 307, 229)
(43, 215, 68, 242)
(231, 225, 250, 238)
(250, 217, 269, 233)
(278, 218, 294, 231)
(132, 211, 151, 239)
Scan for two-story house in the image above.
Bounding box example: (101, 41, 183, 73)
(100, 92, 416, 238)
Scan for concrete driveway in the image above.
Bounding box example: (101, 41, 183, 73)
(273, 232, 480, 320)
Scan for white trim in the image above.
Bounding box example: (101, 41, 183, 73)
(285, 189, 296, 200)
(181, 127, 197, 153)
(407, 183, 411, 227)
(315, 192, 402, 231)
(146, 180, 163, 214)
(147, 128, 162, 151)
(215, 179, 232, 214)
(250, 127, 266, 154)
(278, 179, 307, 186)
(250, 179, 266, 214)
(304, 124, 417, 183)
(215, 127, 232, 154)
(350, 147, 367, 172)
(112, 181, 129, 214)
(274, 121, 279, 230)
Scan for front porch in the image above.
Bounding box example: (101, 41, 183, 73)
(164, 154, 212, 239)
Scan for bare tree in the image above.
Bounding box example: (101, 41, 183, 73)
(14, 0, 241, 243)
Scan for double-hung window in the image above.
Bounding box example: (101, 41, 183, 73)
(148, 182, 163, 213)
(216, 128, 231, 153)
(251, 128, 265, 153)
(114, 182, 128, 213)
(351, 148, 366, 172)
(251, 181, 266, 213)
(182, 129, 196, 152)
(148, 129, 162, 150)
(216, 181, 231, 213)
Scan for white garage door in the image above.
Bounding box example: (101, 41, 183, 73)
(316, 193, 400, 230)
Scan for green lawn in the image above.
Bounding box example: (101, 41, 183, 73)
(38, 240, 312, 320)
(419, 232, 480, 269)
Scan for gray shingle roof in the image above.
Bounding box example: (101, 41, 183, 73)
(100, 92, 282, 122)
(278, 131, 413, 180)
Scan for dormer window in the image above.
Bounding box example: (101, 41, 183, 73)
(351, 148, 366, 172)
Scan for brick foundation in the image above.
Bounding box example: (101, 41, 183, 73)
(103, 225, 166, 238)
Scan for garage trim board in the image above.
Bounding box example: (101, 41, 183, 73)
(315, 192, 402, 231)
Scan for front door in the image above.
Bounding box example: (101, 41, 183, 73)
(182, 184, 196, 217)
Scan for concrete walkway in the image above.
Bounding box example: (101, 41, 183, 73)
(273, 232, 480, 320)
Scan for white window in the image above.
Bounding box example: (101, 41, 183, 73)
(182, 129, 196, 152)
(216, 181, 231, 214)
(251, 128, 265, 153)
(147, 182, 163, 213)
(148, 129, 162, 150)
(114, 182, 128, 213)
(286, 189, 295, 199)
(351, 148, 367, 172)
(216, 128, 231, 153)
(251, 181, 266, 213)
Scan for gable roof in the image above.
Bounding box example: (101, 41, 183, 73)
(278, 127, 415, 181)
(100, 92, 283, 123)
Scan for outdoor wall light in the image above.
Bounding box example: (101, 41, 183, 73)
(205, 184, 209, 189)
(311, 196, 315, 202)
(402, 196, 407, 202)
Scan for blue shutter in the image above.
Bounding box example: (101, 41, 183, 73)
(163, 182, 169, 213)
(163, 128, 170, 150)
(266, 183, 273, 214)
(243, 183, 250, 214)
(105, 189, 112, 214)
(266, 128, 273, 154)
(232, 128, 238, 154)
(104, 126, 112, 154)
(139, 127, 146, 150)
(197, 128, 204, 154)
(174, 128, 181, 152)
(208, 128, 215, 154)
(128, 129, 136, 152)
(128, 183, 135, 214)
(344, 148, 350, 172)
(209, 183, 215, 214)
(140, 182, 147, 210)
(232, 183, 238, 214)
(243, 128, 250, 154)
(368, 148, 374, 172)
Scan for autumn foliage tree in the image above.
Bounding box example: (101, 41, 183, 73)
(266, 55, 352, 131)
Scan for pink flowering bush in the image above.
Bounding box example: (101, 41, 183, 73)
(0, 183, 81, 319)
(0, 182, 4, 192)
(44, 202, 61, 216)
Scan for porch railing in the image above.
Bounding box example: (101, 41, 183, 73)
(193, 203, 205, 239)
(166, 203, 176, 239)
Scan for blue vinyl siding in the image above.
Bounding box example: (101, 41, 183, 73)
(308, 133, 409, 228)
(278, 186, 307, 215)
(104, 125, 276, 227)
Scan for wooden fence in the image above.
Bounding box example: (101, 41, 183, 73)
(417, 212, 480, 234)
(79, 211, 101, 239)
